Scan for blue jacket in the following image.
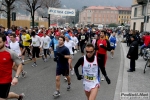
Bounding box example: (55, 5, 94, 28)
(50, 37, 58, 51)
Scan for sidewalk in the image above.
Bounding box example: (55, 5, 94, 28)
(114, 36, 150, 100)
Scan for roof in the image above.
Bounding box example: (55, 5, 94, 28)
(86, 6, 118, 10)
(116, 6, 131, 11)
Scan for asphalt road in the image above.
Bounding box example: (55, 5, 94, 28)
(10, 43, 121, 100)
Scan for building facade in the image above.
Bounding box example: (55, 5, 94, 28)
(130, 0, 150, 32)
(117, 6, 131, 25)
(79, 6, 118, 26)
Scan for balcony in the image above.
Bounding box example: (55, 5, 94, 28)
(137, 0, 148, 4)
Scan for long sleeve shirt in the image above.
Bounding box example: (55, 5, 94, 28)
(31, 35, 42, 48)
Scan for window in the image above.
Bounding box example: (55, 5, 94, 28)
(134, 8, 137, 17)
(122, 16, 123, 18)
(142, 5, 146, 16)
(119, 16, 120, 18)
(124, 16, 126, 19)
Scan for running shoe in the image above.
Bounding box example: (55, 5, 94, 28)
(71, 69, 74, 75)
(21, 71, 27, 78)
(67, 84, 71, 91)
(18, 93, 25, 100)
(64, 77, 67, 82)
(101, 75, 105, 81)
(44, 59, 47, 62)
(32, 63, 37, 67)
(53, 91, 60, 97)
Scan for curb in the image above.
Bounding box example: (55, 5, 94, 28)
(113, 36, 129, 100)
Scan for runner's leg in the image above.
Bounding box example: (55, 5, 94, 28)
(89, 87, 99, 100)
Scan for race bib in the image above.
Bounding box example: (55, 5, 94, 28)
(84, 75, 96, 81)
(110, 42, 114, 46)
(33, 41, 36, 44)
(44, 42, 48, 46)
(54, 44, 57, 49)
(81, 36, 85, 40)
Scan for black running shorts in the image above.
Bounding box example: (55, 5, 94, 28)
(56, 68, 69, 76)
(0, 83, 11, 98)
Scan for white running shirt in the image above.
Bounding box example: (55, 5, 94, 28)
(31, 35, 42, 47)
(64, 40, 74, 54)
(10, 41, 21, 56)
(41, 36, 51, 49)
(82, 56, 100, 91)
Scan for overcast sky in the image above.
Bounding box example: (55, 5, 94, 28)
(60, 0, 132, 10)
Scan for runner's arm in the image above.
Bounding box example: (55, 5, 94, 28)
(74, 57, 84, 77)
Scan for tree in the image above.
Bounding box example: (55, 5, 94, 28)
(82, 6, 87, 10)
(42, 0, 61, 27)
(108, 23, 118, 27)
(0, 0, 16, 28)
(23, 0, 43, 28)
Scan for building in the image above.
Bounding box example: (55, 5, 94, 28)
(79, 6, 118, 26)
(130, 0, 150, 32)
(116, 6, 131, 25)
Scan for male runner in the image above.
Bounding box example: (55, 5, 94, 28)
(53, 36, 71, 97)
(74, 43, 111, 100)
(9, 34, 27, 78)
(0, 33, 24, 100)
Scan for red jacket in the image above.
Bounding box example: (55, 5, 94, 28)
(144, 35, 150, 46)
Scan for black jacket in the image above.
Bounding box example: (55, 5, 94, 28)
(127, 40, 139, 60)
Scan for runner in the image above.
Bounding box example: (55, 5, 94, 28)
(30, 31, 42, 67)
(109, 32, 117, 59)
(41, 32, 51, 62)
(78, 30, 88, 55)
(95, 30, 111, 81)
(0, 33, 24, 100)
(65, 34, 75, 75)
(50, 32, 59, 59)
(9, 33, 27, 78)
(53, 36, 71, 97)
(71, 33, 78, 54)
(74, 43, 111, 100)
(21, 29, 32, 59)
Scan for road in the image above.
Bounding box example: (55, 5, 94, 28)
(10, 42, 121, 100)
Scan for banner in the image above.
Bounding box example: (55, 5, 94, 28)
(48, 7, 75, 16)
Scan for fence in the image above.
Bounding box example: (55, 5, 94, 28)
(0, 19, 48, 29)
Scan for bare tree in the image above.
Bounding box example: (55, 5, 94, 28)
(0, 0, 16, 28)
(42, 0, 61, 27)
(23, 0, 43, 28)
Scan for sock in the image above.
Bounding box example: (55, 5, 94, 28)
(22, 60, 24, 63)
(68, 83, 71, 85)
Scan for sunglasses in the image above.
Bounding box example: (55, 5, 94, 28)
(86, 51, 94, 54)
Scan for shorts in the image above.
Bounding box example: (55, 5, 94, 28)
(32, 47, 40, 58)
(84, 83, 100, 92)
(110, 47, 115, 50)
(43, 49, 49, 56)
(56, 68, 69, 76)
(0, 83, 11, 98)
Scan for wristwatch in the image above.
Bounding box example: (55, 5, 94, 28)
(14, 76, 19, 79)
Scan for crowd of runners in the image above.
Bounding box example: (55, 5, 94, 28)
(0, 25, 127, 100)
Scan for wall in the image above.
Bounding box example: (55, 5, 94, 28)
(0, 19, 48, 29)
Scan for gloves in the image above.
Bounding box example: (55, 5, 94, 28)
(57, 52, 64, 58)
(105, 76, 111, 84)
(77, 75, 83, 80)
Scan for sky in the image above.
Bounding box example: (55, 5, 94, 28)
(60, 0, 132, 10)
